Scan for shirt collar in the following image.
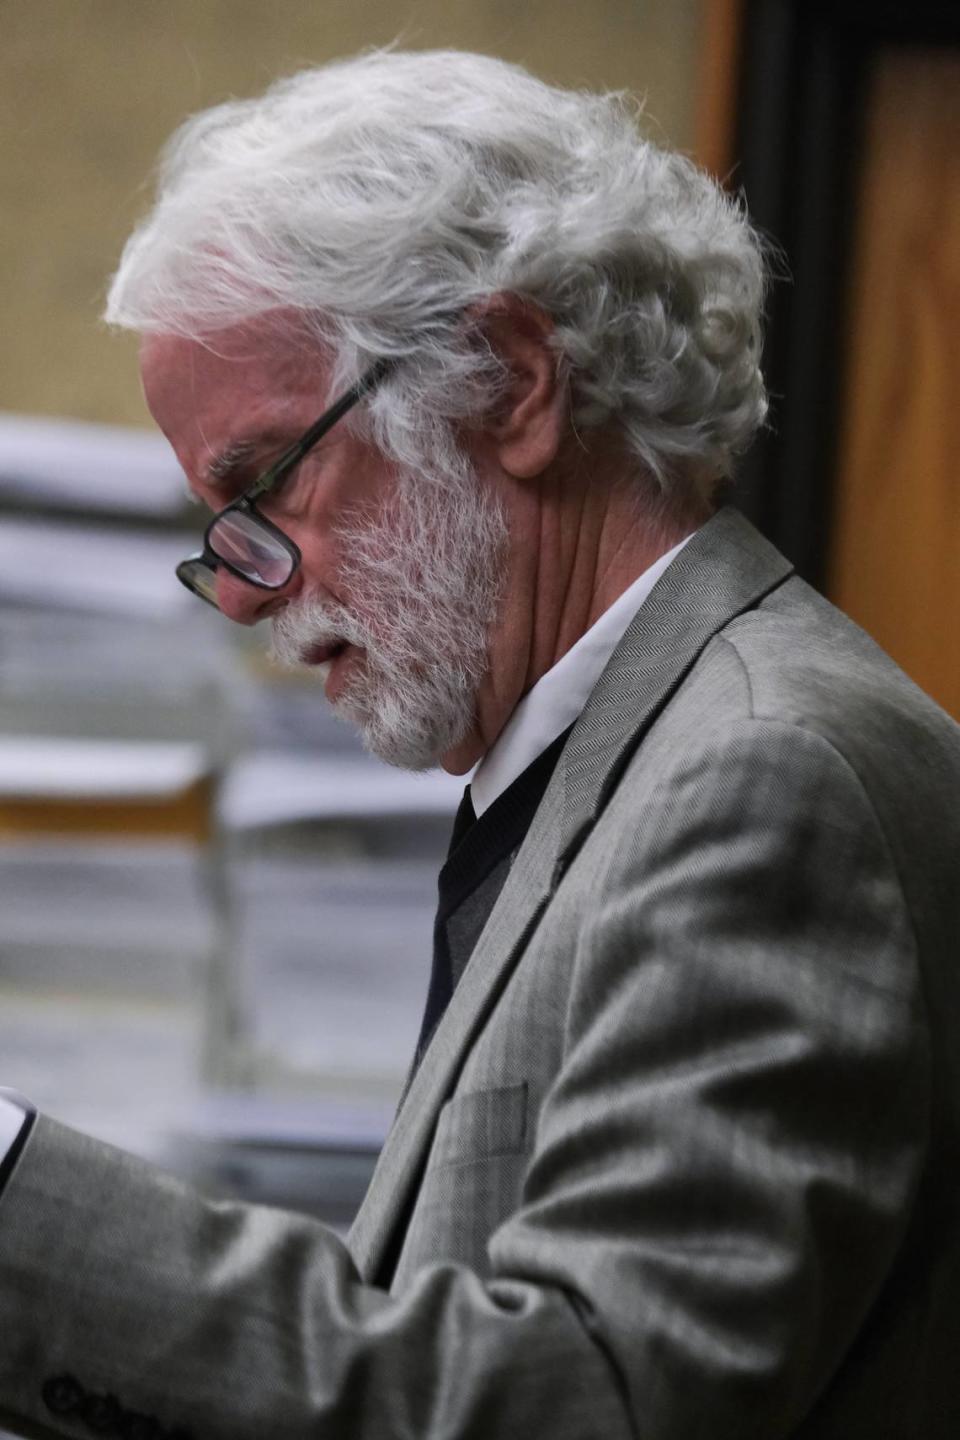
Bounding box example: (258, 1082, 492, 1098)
(470, 532, 695, 817)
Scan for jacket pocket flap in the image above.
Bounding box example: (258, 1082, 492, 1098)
(432, 1082, 528, 1168)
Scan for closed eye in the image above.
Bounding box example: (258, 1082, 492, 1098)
(207, 440, 257, 488)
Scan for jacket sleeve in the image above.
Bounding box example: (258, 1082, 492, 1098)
(0, 717, 929, 1440)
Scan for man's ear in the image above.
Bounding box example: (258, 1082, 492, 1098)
(470, 295, 567, 479)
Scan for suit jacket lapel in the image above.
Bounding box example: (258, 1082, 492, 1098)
(348, 776, 565, 1280)
(348, 507, 793, 1282)
(557, 506, 793, 868)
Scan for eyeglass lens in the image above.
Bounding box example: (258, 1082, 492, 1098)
(208, 509, 294, 588)
(177, 557, 220, 608)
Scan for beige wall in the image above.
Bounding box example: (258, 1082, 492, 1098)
(1, 0, 704, 426)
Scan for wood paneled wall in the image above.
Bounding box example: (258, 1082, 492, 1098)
(828, 50, 960, 718)
(692, 0, 744, 180)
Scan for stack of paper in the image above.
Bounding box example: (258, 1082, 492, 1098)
(0, 735, 210, 800)
(0, 412, 465, 1203)
(167, 1091, 393, 1228)
(0, 515, 201, 619)
(0, 836, 218, 1153)
(227, 853, 437, 1093)
(0, 411, 188, 519)
(0, 733, 224, 1150)
(220, 750, 464, 829)
(214, 749, 459, 1099)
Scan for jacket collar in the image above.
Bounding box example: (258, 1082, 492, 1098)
(348, 507, 793, 1282)
(556, 506, 794, 872)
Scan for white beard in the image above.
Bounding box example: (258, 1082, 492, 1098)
(269, 458, 507, 770)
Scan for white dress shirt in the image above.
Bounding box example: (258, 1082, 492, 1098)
(471, 532, 694, 816)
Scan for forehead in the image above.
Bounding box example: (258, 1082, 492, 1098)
(139, 314, 327, 454)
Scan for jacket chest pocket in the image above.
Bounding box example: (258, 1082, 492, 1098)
(391, 1082, 531, 1288)
(431, 1081, 529, 1169)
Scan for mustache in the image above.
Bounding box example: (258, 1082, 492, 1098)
(269, 595, 371, 668)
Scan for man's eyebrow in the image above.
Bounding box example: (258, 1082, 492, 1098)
(205, 439, 258, 488)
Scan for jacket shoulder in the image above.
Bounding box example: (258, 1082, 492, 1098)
(718, 575, 960, 763)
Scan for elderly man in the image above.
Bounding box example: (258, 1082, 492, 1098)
(0, 49, 958, 1440)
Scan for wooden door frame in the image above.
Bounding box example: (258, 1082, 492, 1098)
(708, 0, 960, 587)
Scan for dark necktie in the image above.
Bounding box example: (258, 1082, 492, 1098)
(411, 727, 571, 1069)
(378, 729, 572, 1292)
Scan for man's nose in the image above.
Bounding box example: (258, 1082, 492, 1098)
(215, 565, 300, 624)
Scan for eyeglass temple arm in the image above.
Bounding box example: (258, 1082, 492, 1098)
(246, 357, 394, 501)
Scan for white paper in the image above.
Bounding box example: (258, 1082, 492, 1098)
(219, 751, 464, 829)
(230, 853, 436, 1082)
(0, 412, 187, 516)
(0, 516, 201, 617)
(0, 1097, 26, 1158)
(0, 736, 210, 798)
(0, 838, 218, 960)
(186, 1090, 395, 1150)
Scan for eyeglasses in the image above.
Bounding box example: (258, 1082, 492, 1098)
(176, 357, 392, 610)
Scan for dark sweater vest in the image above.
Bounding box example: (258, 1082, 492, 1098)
(411, 725, 571, 1073)
(374, 727, 571, 1290)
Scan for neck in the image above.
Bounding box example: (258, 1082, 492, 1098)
(441, 454, 709, 774)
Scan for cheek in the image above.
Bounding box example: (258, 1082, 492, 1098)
(293, 529, 385, 630)
(293, 446, 403, 611)
(292, 525, 358, 611)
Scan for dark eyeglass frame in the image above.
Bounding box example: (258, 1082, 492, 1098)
(176, 357, 392, 609)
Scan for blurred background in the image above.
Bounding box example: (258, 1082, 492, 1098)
(0, 0, 957, 1232)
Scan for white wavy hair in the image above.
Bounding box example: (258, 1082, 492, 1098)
(106, 49, 769, 493)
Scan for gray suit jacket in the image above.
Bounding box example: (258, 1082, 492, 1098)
(1, 508, 958, 1439)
